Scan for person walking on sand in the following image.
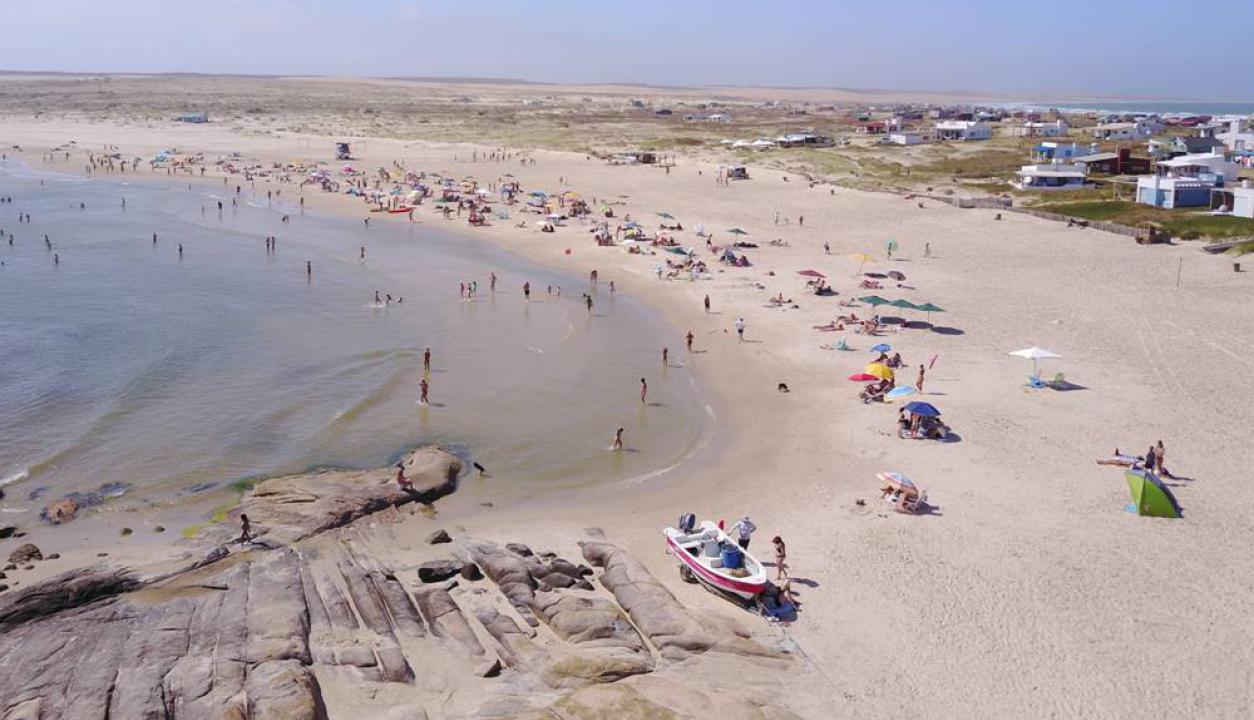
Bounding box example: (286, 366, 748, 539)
(640, 377, 648, 405)
(419, 377, 430, 405)
(490, 271, 497, 293)
(735, 317, 746, 342)
(306, 260, 312, 279)
(824, 241, 830, 255)
(685, 331, 694, 352)
(772, 536, 788, 579)
(585, 294, 593, 314)
(662, 347, 669, 366)
(924, 241, 931, 259)
(704, 294, 711, 313)
(523, 281, 531, 300)
(423, 347, 431, 374)
(360, 246, 366, 263)
(612, 427, 625, 451)
(916, 364, 926, 393)
(730, 516, 757, 550)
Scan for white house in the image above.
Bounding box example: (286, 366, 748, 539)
(1011, 120, 1069, 138)
(1136, 152, 1240, 209)
(935, 120, 992, 141)
(1217, 119, 1254, 152)
(1233, 183, 1254, 219)
(888, 132, 926, 146)
(1013, 162, 1088, 190)
(1091, 120, 1160, 141)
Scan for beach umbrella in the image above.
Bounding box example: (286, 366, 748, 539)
(886, 385, 918, 400)
(797, 269, 826, 278)
(1008, 347, 1060, 379)
(877, 472, 916, 492)
(858, 295, 890, 309)
(913, 303, 945, 323)
(1124, 469, 1181, 518)
(865, 363, 894, 380)
(851, 252, 874, 273)
(887, 270, 906, 281)
(870, 343, 891, 353)
(726, 228, 749, 236)
(904, 401, 941, 417)
(888, 299, 917, 311)
(848, 373, 879, 382)
(624, 221, 642, 229)
(657, 211, 675, 220)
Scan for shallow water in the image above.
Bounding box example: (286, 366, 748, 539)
(0, 165, 709, 520)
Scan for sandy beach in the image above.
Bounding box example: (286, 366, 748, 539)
(2, 81, 1254, 718)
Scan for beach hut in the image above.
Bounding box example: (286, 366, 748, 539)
(726, 165, 749, 180)
(1125, 469, 1181, 518)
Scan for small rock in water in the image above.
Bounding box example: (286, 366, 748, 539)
(40, 498, 79, 525)
(154, 526, 166, 533)
(120, 527, 133, 536)
(425, 528, 452, 545)
(460, 563, 483, 581)
(46, 553, 60, 560)
(8, 543, 42, 564)
(0, 526, 17, 539)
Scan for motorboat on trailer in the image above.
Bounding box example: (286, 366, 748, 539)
(664, 518, 768, 601)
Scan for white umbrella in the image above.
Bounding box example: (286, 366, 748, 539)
(1008, 347, 1060, 379)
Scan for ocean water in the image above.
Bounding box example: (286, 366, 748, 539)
(0, 164, 710, 519)
(1039, 101, 1254, 117)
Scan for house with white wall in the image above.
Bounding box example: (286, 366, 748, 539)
(935, 120, 992, 141)
(1011, 120, 1069, 138)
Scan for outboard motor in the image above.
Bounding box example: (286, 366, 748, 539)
(677, 512, 697, 534)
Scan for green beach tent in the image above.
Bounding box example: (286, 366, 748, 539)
(1125, 469, 1181, 518)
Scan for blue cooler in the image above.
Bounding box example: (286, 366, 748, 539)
(720, 543, 743, 570)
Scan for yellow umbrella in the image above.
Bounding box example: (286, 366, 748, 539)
(865, 363, 894, 380)
(851, 252, 874, 274)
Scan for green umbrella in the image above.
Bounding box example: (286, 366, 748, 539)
(1125, 469, 1181, 518)
(657, 211, 675, 219)
(859, 295, 890, 308)
(913, 302, 945, 323)
(888, 299, 917, 310)
(726, 228, 749, 236)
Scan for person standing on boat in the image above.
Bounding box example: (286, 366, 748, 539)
(730, 516, 757, 550)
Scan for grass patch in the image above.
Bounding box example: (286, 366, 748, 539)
(228, 477, 260, 495)
(1225, 239, 1254, 255)
(1035, 200, 1254, 239)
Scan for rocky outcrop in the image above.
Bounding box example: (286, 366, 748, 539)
(412, 582, 485, 657)
(0, 565, 138, 629)
(231, 445, 461, 544)
(417, 559, 463, 583)
(7, 543, 41, 564)
(580, 540, 778, 661)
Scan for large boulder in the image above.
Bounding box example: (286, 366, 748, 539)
(0, 565, 137, 629)
(231, 445, 462, 544)
(417, 559, 462, 583)
(580, 540, 779, 661)
(7, 543, 41, 564)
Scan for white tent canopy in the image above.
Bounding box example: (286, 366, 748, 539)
(1008, 347, 1060, 378)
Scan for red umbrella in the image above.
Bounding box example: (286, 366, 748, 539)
(797, 269, 826, 278)
(848, 373, 879, 381)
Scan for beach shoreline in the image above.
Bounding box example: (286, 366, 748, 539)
(3, 113, 1254, 718)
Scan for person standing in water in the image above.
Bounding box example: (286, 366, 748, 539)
(523, 281, 531, 300)
(423, 347, 431, 374)
(306, 260, 312, 280)
(152, 232, 157, 245)
(585, 294, 593, 314)
(178, 243, 183, 258)
(490, 272, 497, 293)
(704, 294, 711, 313)
(662, 347, 669, 366)
(360, 246, 366, 263)
(374, 291, 382, 305)
(612, 427, 625, 451)
(419, 377, 430, 405)
(685, 331, 694, 352)
(640, 377, 648, 405)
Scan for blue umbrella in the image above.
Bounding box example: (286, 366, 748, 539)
(904, 401, 941, 417)
(886, 385, 917, 399)
(870, 343, 891, 353)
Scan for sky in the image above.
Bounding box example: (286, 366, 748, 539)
(1, 0, 1251, 101)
